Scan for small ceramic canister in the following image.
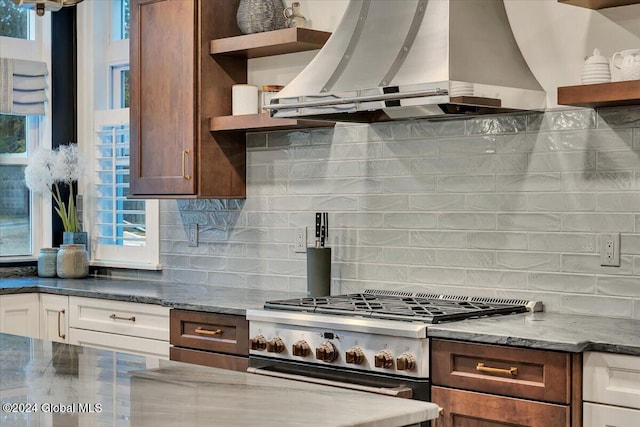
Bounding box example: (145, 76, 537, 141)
(37, 248, 59, 277)
(57, 244, 89, 279)
(581, 49, 611, 84)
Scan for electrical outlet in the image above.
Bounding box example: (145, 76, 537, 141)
(600, 233, 620, 267)
(295, 227, 307, 253)
(188, 224, 198, 247)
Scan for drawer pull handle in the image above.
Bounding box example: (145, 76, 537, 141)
(194, 327, 222, 336)
(57, 309, 66, 339)
(476, 362, 518, 376)
(109, 314, 136, 322)
(182, 149, 192, 180)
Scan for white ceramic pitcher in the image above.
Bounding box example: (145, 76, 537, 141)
(612, 49, 640, 81)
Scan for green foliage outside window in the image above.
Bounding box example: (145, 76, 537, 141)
(0, 0, 28, 39)
(0, 115, 26, 155)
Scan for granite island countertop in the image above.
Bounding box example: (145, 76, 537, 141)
(0, 333, 439, 427)
(427, 311, 640, 356)
(0, 276, 305, 316)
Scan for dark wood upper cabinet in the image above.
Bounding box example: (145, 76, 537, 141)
(130, 0, 246, 198)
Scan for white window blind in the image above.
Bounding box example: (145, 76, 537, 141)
(90, 109, 159, 269)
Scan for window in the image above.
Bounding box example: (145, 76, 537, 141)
(91, 109, 158, 268)
(78, 0, 159, 269)
(0, 1, 49, 260)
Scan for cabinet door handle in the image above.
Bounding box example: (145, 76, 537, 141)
(476, 362, 518, 376)
(109, 314, 136, 322)
(182, 149, 192, 180)
(194, 327, 222, 336)
(57, 309, 66, 339)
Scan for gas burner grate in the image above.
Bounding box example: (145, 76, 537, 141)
(264, 292, 535, 323)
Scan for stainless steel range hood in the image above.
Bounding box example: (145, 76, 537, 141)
(269, 0, 546, 122)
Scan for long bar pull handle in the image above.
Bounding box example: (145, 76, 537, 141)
(247, 368, 413, 398)
(476, 362, 518, 376)
(194, 327, 222, 336)
(182, 149, 192, 180)
(57, 309, 66, 339)
(109, 314, 136, 322)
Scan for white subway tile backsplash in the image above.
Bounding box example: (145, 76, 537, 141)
(497, 213, 561, 231)
(466, 269, 528, 289)
(410, 230, 467, 248)
(561, 213, 634, 232)
(597, 276, 640, 297)
(438, 212, 496, 230)
(147, 107, 640, 319)
(496, 252, 561, 272)
(529, 233, 596, 253)
(467, 231, 528, 250)
(527, 272, 596, 293)
(384, 212, 438, 229)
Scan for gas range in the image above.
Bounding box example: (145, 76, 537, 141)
(247, 290, 541, 380)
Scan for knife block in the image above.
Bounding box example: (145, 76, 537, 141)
(306, 247, 331, 297)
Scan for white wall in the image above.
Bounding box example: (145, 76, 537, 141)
(248, 0, 640, 107)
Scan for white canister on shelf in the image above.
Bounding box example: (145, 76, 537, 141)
(232, 84, 259, 115)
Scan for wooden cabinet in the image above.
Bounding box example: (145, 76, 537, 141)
(583, 352, 640, 426)
(129, 1, 332, 198)
(39, 294, 69, 343)
(130, 0, 246, 198)
(558, 0, 640, 9)
(169, 309, 249, 371)
(68, 296, 170, 358)
(431, 339, 582, 427)
(0, 293, 39, 338)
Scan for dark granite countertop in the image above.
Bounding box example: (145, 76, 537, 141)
(427, 311, 640, 356)
(0, 277, 305, 316)
(0, 333, 439, 426)
(2, 277, 639, 356)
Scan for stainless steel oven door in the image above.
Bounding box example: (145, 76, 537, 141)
(248, 355, 430, 401)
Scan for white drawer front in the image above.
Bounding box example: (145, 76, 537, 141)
(584, 352, 640, 410)
(69, 328, 169, 359)
(69, 297, 169, 341)
(584, 402, 640, 427)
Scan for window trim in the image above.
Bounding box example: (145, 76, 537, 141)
(0, 7, 52, 262)
(77, 0, 160, 270)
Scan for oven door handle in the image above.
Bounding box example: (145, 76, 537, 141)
(247, 367, 414, 398)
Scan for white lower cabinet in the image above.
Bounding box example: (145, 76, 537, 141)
(583, 352, 640, 427)
(68, 296, 170, 359)
(39, 294, 69, 343)
(0, 293, 39, 338)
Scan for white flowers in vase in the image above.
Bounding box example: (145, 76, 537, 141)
(24, 143, 82, 232)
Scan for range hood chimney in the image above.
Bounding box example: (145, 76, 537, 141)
(269, 0, 546, 122)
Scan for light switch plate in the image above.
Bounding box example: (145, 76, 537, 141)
(188, 224, 198, 247)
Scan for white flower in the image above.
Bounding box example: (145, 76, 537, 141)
(52, 143, 80, 183)
(24, 148, 56, 194)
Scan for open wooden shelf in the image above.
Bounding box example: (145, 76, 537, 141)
(557, 80, 640, 107)
(558, 0, 640, 9)
(209, 113, 334, 133)
(211, 27, 331, 59)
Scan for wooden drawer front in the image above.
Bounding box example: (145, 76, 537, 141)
(431, 339, 571, 404)
(170, 347, 248, 372)
(584, 402, 640, 427)
(69, 297, 169, 341)
(583, 352, 640, 410)
(432, 386, 570, 427)
(170, 310, 248, 356)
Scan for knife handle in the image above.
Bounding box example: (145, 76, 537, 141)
(315, 212, 322, 238)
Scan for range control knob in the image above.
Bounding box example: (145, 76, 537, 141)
(345, 347, 365, 365)
(292, 340, 311, 357)
(266, 337, 285, 353)
(396, 352, 416, 371)
(315, 341, 338, 362)
(374, 350, 394, 369)
(250, 335, 267, 351)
